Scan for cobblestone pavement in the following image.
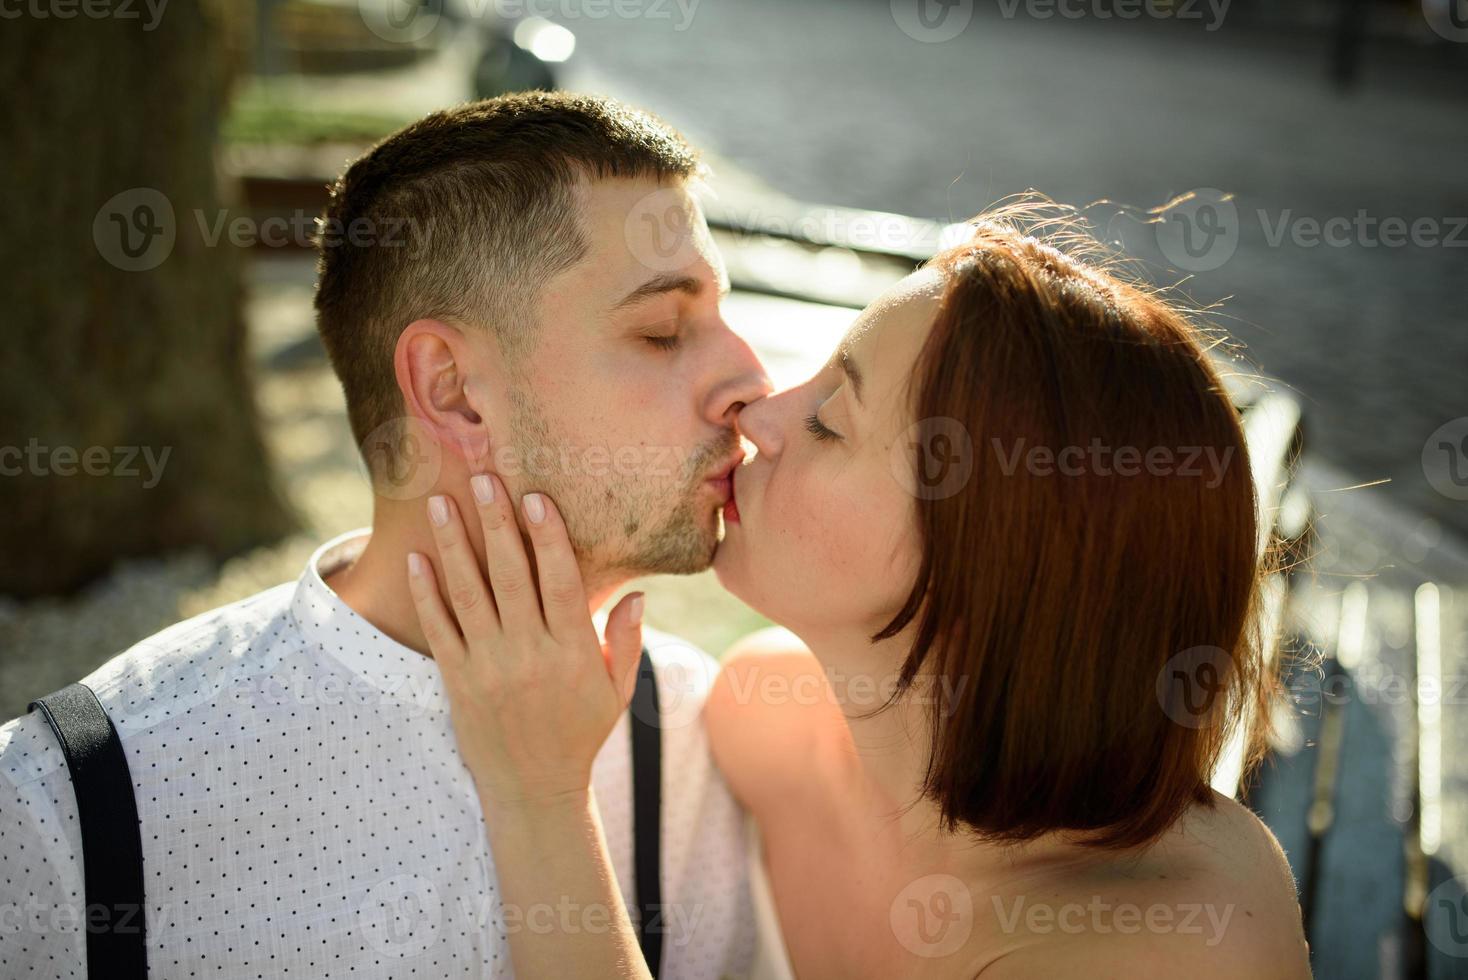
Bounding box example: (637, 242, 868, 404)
(561, 0, 1468, 542)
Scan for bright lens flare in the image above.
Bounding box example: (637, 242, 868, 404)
(513, 18, 576, 63)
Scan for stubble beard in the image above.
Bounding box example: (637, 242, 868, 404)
(508, 390, 730, 579)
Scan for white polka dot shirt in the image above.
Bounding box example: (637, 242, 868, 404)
(0, 529, 755, 978)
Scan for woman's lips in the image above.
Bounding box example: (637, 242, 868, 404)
(723, 468, 740, 523)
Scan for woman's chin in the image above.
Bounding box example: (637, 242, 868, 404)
(711, 536, 750, 597)
(711, 538, 735, 582)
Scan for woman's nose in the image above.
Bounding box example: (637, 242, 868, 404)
(734, 390, 784, 460)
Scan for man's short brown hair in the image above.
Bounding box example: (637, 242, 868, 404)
(313, 91, 700, 449)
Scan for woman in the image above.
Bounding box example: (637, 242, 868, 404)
(405, 212, 1314, 978)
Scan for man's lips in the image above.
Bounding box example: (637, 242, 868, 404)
(704, 451, 744, 514)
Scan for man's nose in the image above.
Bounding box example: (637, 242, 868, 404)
(707, 328, 774, 428)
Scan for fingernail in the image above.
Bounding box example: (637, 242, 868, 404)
(428, 495, 449, 527)
(523, 492, 546, 525)
(628, 593, 644, 625)
(471, 474, 494, 504)
(407, 552, 424, 578)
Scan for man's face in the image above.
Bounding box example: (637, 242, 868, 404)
(496, 176, 770, 580)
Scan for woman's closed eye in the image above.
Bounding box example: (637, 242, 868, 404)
(803, 412, 842, 442)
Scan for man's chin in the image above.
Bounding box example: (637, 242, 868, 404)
(613, 504, 721, 577)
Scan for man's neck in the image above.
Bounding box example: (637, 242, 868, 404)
(324, 506, 621, 659)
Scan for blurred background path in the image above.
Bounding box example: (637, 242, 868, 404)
(561, 0, 1468, 545)
(6, 0, 1465, 715)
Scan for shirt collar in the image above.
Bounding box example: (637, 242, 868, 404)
(289, 527, 448, 714)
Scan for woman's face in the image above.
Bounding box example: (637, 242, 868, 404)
(713, 268, 946, 646)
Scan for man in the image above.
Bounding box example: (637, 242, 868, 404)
(0, 92, 770, 977)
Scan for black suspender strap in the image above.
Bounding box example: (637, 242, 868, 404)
(628, 645, 663, 978)
(28, 682, 147, 979)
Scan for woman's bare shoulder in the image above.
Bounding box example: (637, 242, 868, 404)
(977, 794, 1311, 980)
(704, 627, 849, 814)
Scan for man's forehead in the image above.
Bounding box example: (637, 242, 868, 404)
(573, 176, 727, 294)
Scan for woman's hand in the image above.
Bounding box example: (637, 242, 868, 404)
(406, 473, 646, 811)
(406, 474, 655, 980)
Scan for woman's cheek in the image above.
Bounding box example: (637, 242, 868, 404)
(784, 475, 866, 586)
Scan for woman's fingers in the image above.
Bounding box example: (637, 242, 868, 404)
(406, 551, 468, 669)
(603, 590, 646, 708)
(519, 491, 592, 643)
(427, 493, 500, 638)
(469, 473, 543, 638)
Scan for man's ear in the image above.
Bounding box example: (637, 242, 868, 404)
(394, 319, 492, 468)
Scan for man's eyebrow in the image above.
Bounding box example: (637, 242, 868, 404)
(610, 273, 703, 312)
(840, 347, 865, 406)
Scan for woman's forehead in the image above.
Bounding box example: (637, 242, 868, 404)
(844, 266, 946, 360)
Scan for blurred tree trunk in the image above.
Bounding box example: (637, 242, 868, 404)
(0, 0, 296, 598)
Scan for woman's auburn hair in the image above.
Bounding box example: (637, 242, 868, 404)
(875, 207, 1272, 850)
